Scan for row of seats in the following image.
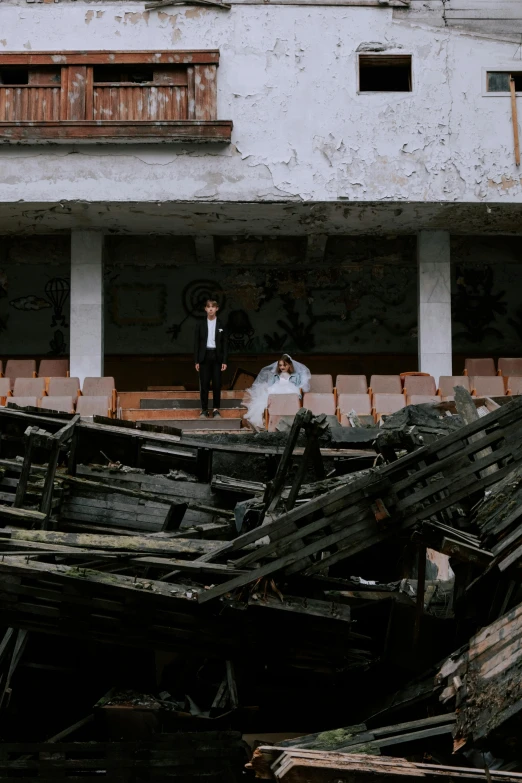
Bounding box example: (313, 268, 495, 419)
(0, 359, 69, 384)
(463, 358, 522, 377)
(0, 376, 117, 417)
(266, 391, 409, 429)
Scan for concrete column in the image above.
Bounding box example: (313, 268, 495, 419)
(70, 231, 104, 384)
(417, 231, 452, 385)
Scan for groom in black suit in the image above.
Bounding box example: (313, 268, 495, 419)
(194, 299, 228, 418)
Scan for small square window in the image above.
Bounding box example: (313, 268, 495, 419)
(359, 55, 412, 93)
(0, 68, 29, 85)
(487, 71, 522, 92)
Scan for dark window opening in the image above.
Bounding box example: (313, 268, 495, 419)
(487, 71, 522, 92)
(93, 65, 157, 84)
(359, 55, 412, 92)
(0, 68, 29, 85)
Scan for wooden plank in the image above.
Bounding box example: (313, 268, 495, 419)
(0, 51, 221, 66)
(0, 121, 234, 143)
(511, 76, 521, 167)
(65, 66, 87, 120)
(194, 64, 217, 121)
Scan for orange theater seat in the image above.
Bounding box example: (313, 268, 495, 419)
(337, 393, 372, 427)
(507, 377, 522, 395)
(5, 359, 37, 389)
(76, 396, 112, 419)
(403, 376, 436, 397)
(309, 375, 334, 393)
(470, 376, 506, 397)
(82, 377, 117, 413)
(336, 375, 368, 395)
(406, 395, 442, 405)
(40, 396, 76, 414)
(302, 393, 336, 416)
(464, 358, 496, 377)
(438, 376, 471, 401)
(369, 375, 402, 394)
(49, 377, 81, 398)
(13, 377, 46, 398)
(266, 394, 301, 432)
(498, 358, 522, 377)
(39, 359, 69, 378)
(0, 378, 11, 406)
(372, 393, 405, 423)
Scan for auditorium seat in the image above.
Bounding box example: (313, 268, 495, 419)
(38, 359, 69, 378)
(40, 396, 76, 414)
(369, 375, 402, 394)
(7, 397, 39, 409)
(336, 375, 368, 395)
(406, 394, 442, 405)
(309, 375, 334, 393)
(266, 394, 300, 432)
(82, 377, 116, 412)
(507, 377, 522, 396)
(13, 377, 46, 398)
(470, 376, 506, 397)
(498, 358, 522, 377)
(337, 393, 372, 427)
(437, 376, 471, 401)
(402, 375, 436, 397)
(0, 378, 11, 405)
(372, 393, 405, 422)
(76, 396, 112, 419)
(464, 358, 497, 377)
(49, 377, 81, 398)
(302, 392, 336, 416)
(4, 359, 37, 388)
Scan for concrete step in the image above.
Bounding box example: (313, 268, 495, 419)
(118, 390, 245, 409)
(140, 398, 244, 410)
(121, 408, 243, 422)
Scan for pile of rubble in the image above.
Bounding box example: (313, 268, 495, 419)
(0, 390, 522, 780)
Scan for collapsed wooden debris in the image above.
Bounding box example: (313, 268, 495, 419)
(0, 397, 522, 776)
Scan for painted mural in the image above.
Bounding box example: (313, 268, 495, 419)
(0, 234, 522, 357)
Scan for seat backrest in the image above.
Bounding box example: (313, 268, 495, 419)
(372, 393, 406, 414)
(464, 358, 496, 376)
(498, 358, 522, 377)
(38, 359, 69, 378)
(403, 376, 436, 396)
(82, 377, 115, 396)
(309, 375, 333, 393)
(5, 359, 36, 380)
(507, 377, 522, 396)
(7, 397, 39, 409)
(407, 395, 441, 405)
(40, 396, 76, 413)
(48, 377, 81, 398)
(337, 393, 372, 415)
(336, 375, 367, 395)
(76, 395, 111, 418)
(470, 376, 505, 397)
(438, 376, 470, 396)
(370, 375, 402, 394)
(0, 378, 11, 397)
(13, 377, 46, 397)
(267, 394, 301, 415)
(302, 392, 336, 416)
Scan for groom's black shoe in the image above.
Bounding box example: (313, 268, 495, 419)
(199, 410, 209, 419)
(213, 409, 221, 418)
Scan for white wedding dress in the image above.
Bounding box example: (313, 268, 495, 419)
(243, 358, 311, 429)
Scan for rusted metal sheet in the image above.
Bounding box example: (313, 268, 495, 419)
(194, 64, 217, 121)
(93, 85, 188, 121)
(0, 120, 233, 143)
(0, 51, 220, 66)
(0, 87, 61, 122)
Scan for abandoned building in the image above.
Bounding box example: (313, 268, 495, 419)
(0, 0, 522, 780)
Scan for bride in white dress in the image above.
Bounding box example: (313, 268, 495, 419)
(243, 354, 311, 429)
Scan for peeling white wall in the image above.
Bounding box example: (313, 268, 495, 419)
(0, 3, 521, 205)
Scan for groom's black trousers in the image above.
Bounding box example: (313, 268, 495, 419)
(199, 350, 221, 411)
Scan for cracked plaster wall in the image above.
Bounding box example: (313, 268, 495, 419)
(0, 4, 521, 205)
